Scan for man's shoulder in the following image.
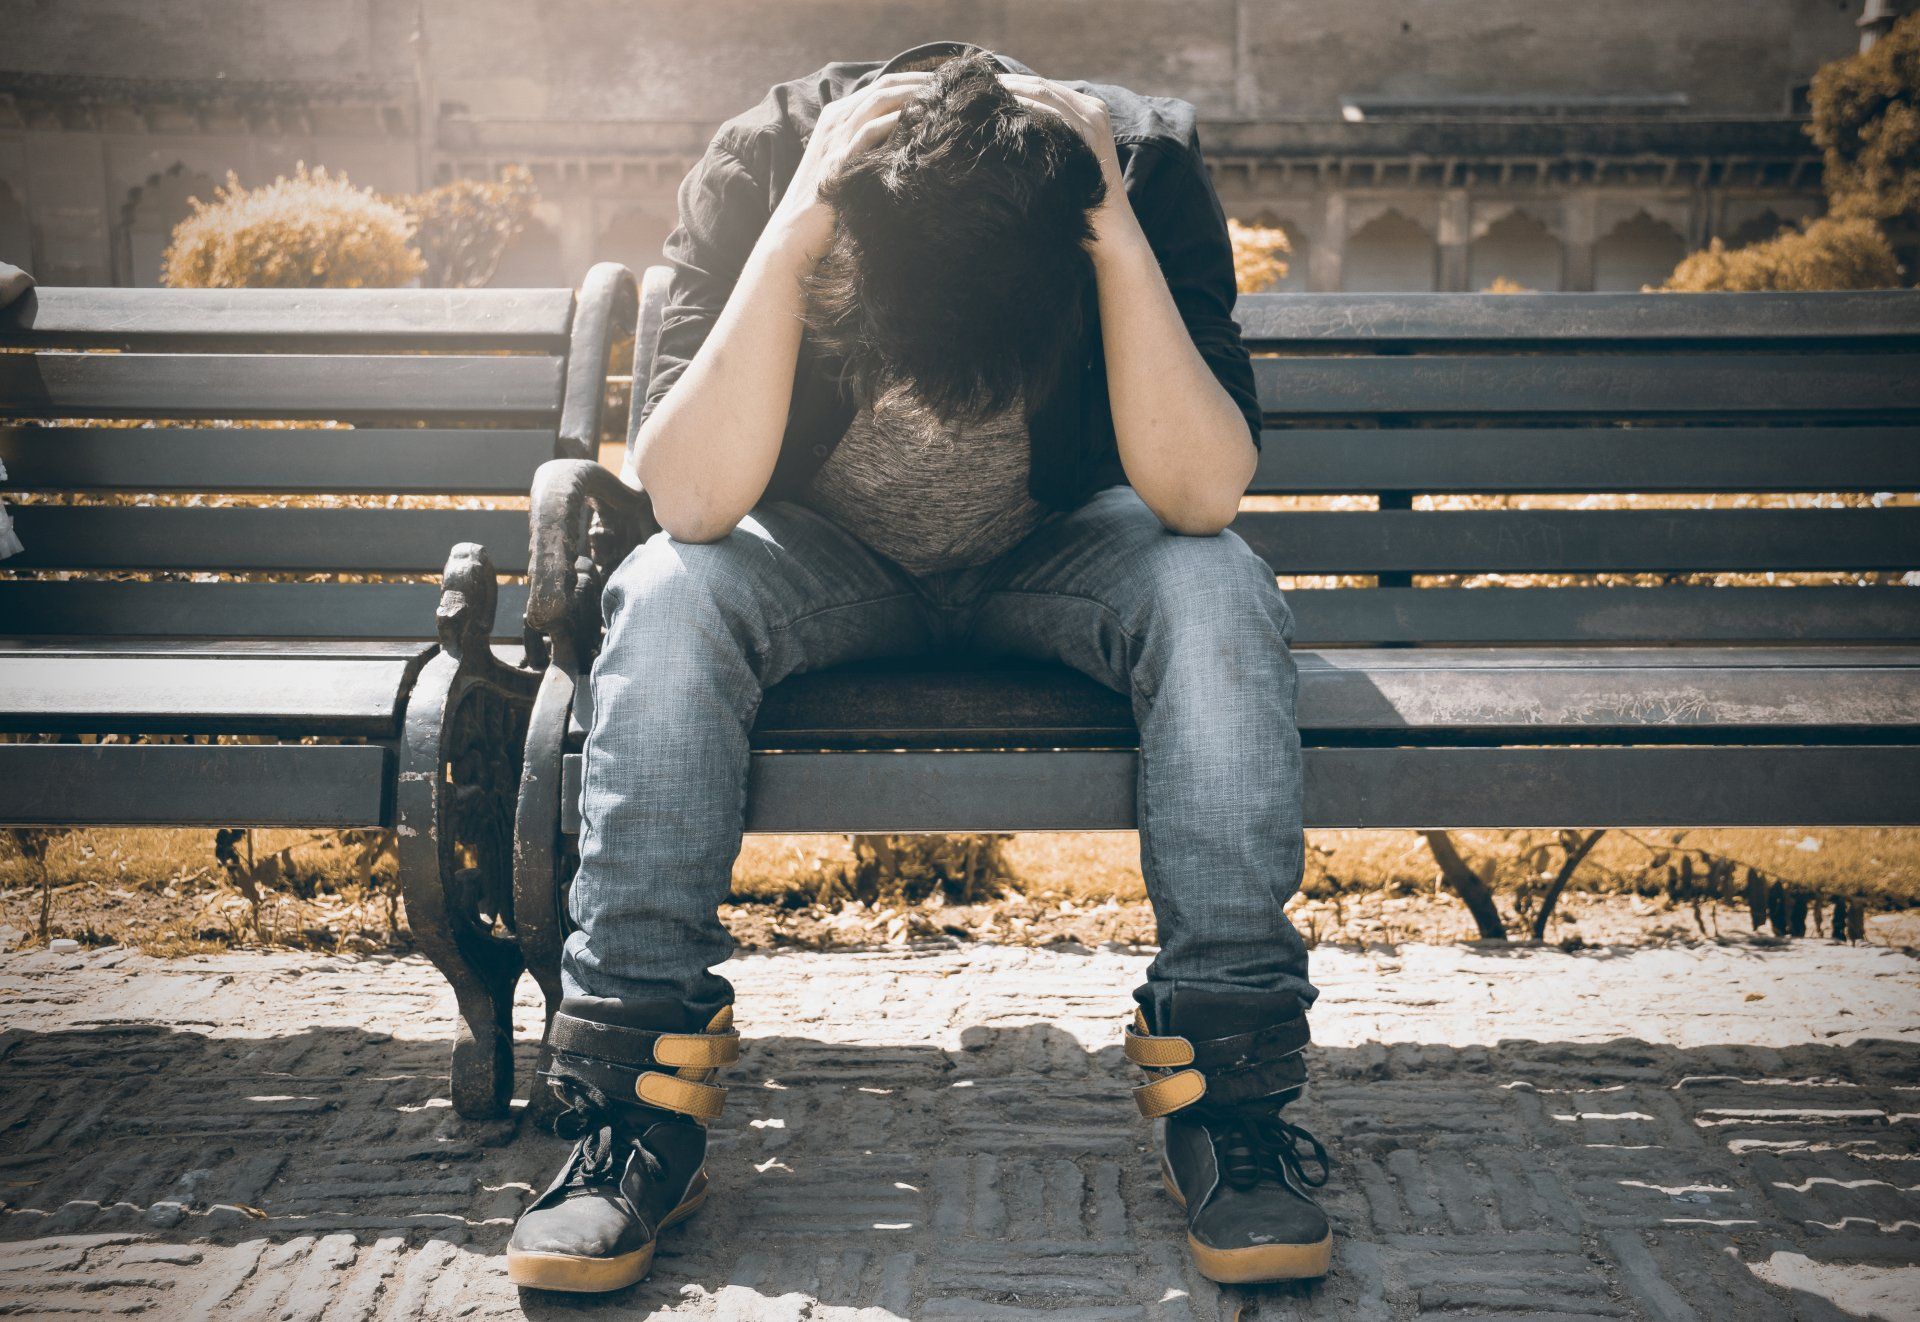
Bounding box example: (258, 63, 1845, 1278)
(1064, 81, 1201, 151)
(709, 57, 884, 157)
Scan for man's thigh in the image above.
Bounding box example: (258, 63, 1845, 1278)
(600, 498, 940, 685)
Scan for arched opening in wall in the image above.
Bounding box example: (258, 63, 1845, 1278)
(490, 218, 562, 287)
(1342, 209, 1436, 292)
(1723, 208, 1793, 250)
(1592, 211, 1688, 291)
(0, 179, 29, 270)
(122, 164, 214, 287)
(595, 205, 672, 277)
(1468, 209, 1562, 292)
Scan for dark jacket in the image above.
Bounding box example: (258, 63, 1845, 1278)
(635, 39, 1261, 514)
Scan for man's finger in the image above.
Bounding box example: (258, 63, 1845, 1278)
(850, 108, 905, 151)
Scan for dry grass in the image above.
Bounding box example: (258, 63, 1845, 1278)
(5, 825, 1914, 958)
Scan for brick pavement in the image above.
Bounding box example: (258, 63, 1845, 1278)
(1, 938, 1917, 1319)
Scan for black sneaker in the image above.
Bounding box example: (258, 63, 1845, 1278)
(506, 1093, 709, 1291)
(506, 999, 737, 1293)
(1126, 989, 1333, 1283)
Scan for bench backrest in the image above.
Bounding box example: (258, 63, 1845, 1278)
(631, 269, 1920, 648)
(1, 265, 636, 641)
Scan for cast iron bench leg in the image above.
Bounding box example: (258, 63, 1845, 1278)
(397, 544, 540, 1120)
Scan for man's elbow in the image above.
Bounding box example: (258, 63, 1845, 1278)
(648, 495, 740, 544)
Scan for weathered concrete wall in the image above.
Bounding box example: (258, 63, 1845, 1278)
(4, 0, 1865, 119)
(0, 0, 1873, 287)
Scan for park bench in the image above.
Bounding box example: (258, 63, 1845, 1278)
(431, 269, 1920, 1124)
(0, 264, 637, 1112)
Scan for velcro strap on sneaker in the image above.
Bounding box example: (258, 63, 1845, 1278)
(1123, 1027, 1196, 1068)
(1186, 1015, 1312, 1074)
(1133, 1069, 1207, 1118)
(636, 1072, 727, 1122)
(548, 1011, 739, 1073)
(653, 1031, 740, 1070)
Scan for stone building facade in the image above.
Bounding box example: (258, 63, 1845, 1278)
(0, 0, 1900, 291)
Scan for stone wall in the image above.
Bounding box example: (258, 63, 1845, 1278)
(0, 0, 1877, 288)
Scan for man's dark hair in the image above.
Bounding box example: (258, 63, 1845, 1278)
(800, 52, 1109, 423)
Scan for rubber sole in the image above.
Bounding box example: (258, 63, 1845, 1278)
(505, 1181, 708, 1293)
(1162, 1164, 1334, 1284)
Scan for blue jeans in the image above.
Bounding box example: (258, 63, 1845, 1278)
(563, 484, 1315, 1023)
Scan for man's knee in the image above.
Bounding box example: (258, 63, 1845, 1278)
(1137, 532, 1294, 647)
(603, 527, 769, 637)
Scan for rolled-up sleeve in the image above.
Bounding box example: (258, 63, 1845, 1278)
(1131, 130, 1263, 449)
(633, 129, 771, 434)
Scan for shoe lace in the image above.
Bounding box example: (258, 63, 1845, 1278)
(1208, 1102, 1330, 1194)
(549, 1074, 664, 1195)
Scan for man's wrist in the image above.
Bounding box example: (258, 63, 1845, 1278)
(1090, 208, 1153, 272)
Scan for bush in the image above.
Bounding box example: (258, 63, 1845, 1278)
(1228, 218, 1292, 293)
(1661, 216, 1900, 291)
(401, 165, 538, 289)
(162, 164, 425, 289)
(1810, 11, 1920, 223)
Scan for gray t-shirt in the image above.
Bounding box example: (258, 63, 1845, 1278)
(796, 384, 1053, 577)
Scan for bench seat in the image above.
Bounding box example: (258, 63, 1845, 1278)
(0, 640, 437, 737)
(746, 647, 1920, 750)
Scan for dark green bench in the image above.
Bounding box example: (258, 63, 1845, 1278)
(0, 264, 637, 1116)
(464, 270, 1920, 1121)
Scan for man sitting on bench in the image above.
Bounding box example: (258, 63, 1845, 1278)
(507, 42, 1331, 1293)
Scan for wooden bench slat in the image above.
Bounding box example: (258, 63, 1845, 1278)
(747, 648, 1920, 751)
(0, 743, 392, 828)
(1232, 509, 1920, 573)
(561, 745, 1920, 832)
(0, 353, 565, 421)
(1284, 586, 1920, 645)
(8, 506, 531, 574)
(1232, 291, 1920, 345)
(0, 287, 576, 349)
(1251, 353, 1920, 417)
(0, 650, 435, 736)
(0, 581, 530, 641)
(0, 426, 557, 495)
(1250, 425, 1920, 494)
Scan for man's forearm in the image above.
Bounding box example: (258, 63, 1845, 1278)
(1093, 224, 1257, 536)
(632, 226, 815, 543)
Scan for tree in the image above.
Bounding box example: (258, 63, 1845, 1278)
(162, 164, 424, 289)
(1661, 14, 1916, 291)
(1228, 219, 1292, 293)
(1810, 11, 1920, 225)
(1662, 215, 1899, 291)
(401, 165, 539, 289)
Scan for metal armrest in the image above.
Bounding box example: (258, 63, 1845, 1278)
(525, 458, 654, 663)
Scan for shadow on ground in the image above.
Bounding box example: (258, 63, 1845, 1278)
(1, 1011, 1916, 1318)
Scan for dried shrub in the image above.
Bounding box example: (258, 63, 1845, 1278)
(1228, 219, 1292, 293)
(401, 165, 538, 289)
(162, 164, 425, 289)
(848, 834, 1011, 905)
(1662, 216, 1900, 291)
(1810, 11, 1920, 224)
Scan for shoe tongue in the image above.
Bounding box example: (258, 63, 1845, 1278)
(1166, 988, 1303, 1039)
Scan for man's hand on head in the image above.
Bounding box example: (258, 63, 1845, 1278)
(768, 71, 934, 263)
(994, 74, 1141, 256)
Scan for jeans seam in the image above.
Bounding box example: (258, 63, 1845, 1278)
(772, 588, 921, 637)
(968, 586, 1157, 699)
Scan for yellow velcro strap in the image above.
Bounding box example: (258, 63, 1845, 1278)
(1133, 1069, 1206, 1119)
(1124, 1029, 1195, 1069)
(654, 1031, 740, 1070)
(636, 1071, 727, 1122)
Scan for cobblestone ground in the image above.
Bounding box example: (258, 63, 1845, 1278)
(1, 939, 1917, 1320)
